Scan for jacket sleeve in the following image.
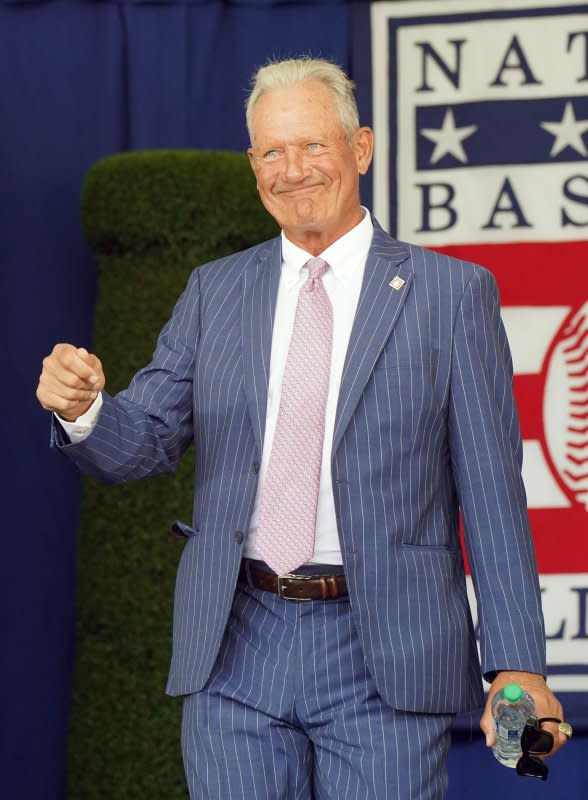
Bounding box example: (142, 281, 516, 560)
(52, 268, 201, 484)
(447, 265, 546, 680)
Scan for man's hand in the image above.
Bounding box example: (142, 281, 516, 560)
(480, 670, 569, 758)
(37, 344, 105, 422)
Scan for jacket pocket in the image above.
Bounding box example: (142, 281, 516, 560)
(170, 520, 200, 540)
(399, 542, 459, 554)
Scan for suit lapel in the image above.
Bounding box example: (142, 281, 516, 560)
(241, 238, 282, 456)
(332, 225, 413, 453)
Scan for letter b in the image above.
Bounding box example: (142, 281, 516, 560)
(415, 182, 458, 232)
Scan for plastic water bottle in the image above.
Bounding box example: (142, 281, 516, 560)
(491, 683, 535, 767)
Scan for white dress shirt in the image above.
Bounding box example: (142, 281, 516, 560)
(59, 211, 374, 565)
(245, 211, 373, 564)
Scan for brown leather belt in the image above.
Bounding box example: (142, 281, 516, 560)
(241, 563, 348, 601)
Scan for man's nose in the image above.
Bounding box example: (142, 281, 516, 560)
(283, 148, 307, 181)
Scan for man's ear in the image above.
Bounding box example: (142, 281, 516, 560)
(247, 147, 256, 172)
(247, 148, 260, 190)
(353, 127, 374, 175)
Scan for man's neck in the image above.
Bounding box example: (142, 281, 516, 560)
(282, 209, 366, 256)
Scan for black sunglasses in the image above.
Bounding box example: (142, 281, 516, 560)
(515, 716, 556, 781)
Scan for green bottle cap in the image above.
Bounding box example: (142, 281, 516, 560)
(503, 683, 523, 702)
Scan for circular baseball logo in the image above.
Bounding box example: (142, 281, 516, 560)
(543, 301, 588, 510)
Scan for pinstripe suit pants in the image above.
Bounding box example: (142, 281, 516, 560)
(181, 573, 454, 799)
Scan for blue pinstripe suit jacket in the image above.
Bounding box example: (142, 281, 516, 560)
(55, 220, 546, 714)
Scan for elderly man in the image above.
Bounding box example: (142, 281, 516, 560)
(37, 57, 568, 798)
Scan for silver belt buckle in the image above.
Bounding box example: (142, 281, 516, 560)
(277, 573, 313, 601)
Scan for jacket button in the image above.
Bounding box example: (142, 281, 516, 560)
(235, 531, 244, 544)
(252, 461, 260, 474)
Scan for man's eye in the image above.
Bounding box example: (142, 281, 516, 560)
(263, 150, 280, 161)
(307, 142, 323, 151)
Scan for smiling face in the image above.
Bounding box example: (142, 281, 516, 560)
(247, 81, 373, 254)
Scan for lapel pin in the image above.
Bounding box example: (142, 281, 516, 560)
(389, 276, 405, 291)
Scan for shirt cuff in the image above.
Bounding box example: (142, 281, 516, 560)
(55, 393, 103, 443)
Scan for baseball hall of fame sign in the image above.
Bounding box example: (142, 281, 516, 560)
(354, 0, 588, 713)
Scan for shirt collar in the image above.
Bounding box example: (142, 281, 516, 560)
(280, 208, 373, 288)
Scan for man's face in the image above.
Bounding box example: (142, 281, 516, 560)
(248, 81, 373, 252)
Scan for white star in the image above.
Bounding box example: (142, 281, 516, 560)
(420, 109, 478, 165)
(540, 102, 588, 157)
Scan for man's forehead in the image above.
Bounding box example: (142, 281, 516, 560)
(250, 84, 343, 141)
(253, 82, 336, 117)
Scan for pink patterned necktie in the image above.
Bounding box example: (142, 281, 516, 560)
(256, 257, 334, 575)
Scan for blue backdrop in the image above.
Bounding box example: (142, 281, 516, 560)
(0, 1, 584, 798)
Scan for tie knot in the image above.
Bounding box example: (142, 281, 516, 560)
(305, 257, 329, 281)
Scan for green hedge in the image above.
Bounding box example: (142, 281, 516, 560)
(68, 150, 278, 800)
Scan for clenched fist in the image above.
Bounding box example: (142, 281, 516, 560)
(36, 344, 106, 422)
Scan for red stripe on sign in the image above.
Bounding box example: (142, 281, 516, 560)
(514, 374, 544, 442)
(430, 241, 587, 305)
(529, 508, 588, 573)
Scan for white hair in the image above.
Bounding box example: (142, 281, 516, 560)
(245, 57, 360, 144)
